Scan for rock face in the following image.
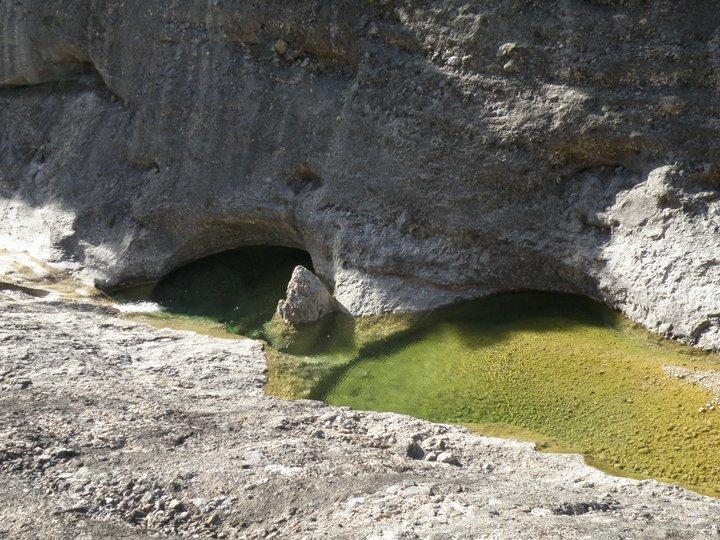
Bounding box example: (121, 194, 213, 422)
(2, 1, 720, 348)
(277, 265, 335, 325)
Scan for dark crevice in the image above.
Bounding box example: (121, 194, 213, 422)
(0, 60, 127, 106)
(0, 282, 50, 298)
(129, 157, 161, 174)
(286, 165, 323, 195)
(690, 315, 720, 345)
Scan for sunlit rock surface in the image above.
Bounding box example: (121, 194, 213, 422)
(1, 1, 720, 349)
(3, 287, 720, 538)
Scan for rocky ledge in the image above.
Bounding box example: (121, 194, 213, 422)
(2, 1, 720, 350)
(1, 288, 720, 539)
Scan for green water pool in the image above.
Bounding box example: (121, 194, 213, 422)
(114, 247, 720, 497)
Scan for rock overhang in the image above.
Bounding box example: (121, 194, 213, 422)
(1, 0, 720, 348)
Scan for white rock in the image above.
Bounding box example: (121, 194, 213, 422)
(437, 452, 459, 465)
(498, 42, 519, 57)
(401, 485, 432, 498)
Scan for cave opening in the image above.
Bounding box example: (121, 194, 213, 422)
(116, 246, 313, 339)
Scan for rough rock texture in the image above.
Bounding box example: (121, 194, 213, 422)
(277, 265, 336, 325)
(3, 1, 720, 348)
(665, 365, 720, 407)
(3, 291, 720, 538)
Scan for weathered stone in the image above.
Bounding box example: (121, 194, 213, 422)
(276, 266, 335, 326)
(502, 59, 519, 73)
(437, 452, 460, 466)
(274, 39, 288, 55)
(497, 42, 519, 57)
(3, 2, 718, 349)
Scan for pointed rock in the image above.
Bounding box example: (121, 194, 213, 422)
(276, 266, 335, 326)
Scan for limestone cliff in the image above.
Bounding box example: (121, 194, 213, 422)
(2, 1, 720, 348)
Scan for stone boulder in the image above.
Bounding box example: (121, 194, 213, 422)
(276, 266, 335, 326)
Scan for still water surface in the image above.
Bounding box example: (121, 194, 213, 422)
(114, 247, 720, 497)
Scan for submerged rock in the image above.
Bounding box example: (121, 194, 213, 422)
(276, 266, 335, 326)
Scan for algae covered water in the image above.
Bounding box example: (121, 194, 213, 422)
(114, 247, 720, 497)
(310, 296, 720, 496)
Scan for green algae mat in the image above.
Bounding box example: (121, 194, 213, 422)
(113, 247, 720, 498)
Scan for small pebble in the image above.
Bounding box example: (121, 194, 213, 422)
(274, 39, 288, 55)
(503, 60, 519, 73)
(498, 42, 519, 57)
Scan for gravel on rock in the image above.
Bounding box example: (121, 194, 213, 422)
(1, 291, 720, 538)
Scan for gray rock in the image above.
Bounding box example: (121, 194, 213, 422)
(276, 266, 335, 326)
(502, 60, 519, 73)
(3, 2, 719, 350)
(437, 452, 460, 466)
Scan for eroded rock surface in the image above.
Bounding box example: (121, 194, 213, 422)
(277, 265, 336, 326)
(2, 1, 720, 349)
(2, 291, 720, 538)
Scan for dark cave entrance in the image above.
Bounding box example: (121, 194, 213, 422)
(140, 246, 312, 338)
